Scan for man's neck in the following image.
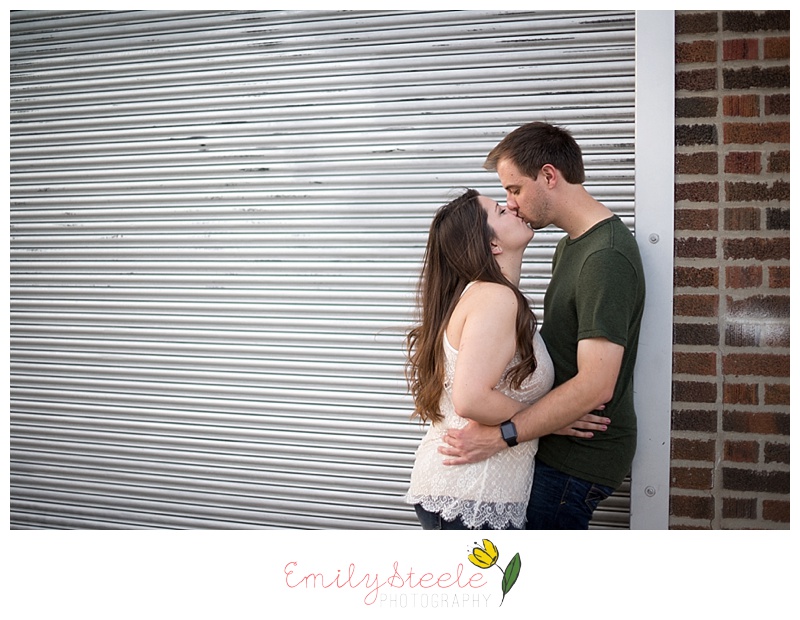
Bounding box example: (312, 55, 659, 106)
(553, 185, 614, 239)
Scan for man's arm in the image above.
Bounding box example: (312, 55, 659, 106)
(439, 337, 622, 465)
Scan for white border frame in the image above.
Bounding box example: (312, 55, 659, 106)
(630, 11, 675, 529)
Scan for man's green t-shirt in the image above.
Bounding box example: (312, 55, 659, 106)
(538, 215, 645, 489)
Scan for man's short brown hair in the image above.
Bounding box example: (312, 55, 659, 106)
(484, 121, 586, 185)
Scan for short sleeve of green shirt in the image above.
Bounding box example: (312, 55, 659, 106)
(575, 248, 641, 348)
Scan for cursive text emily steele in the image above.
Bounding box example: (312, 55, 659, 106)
(284, 561, 486, 605)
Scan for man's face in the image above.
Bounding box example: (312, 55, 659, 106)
(496, 158, 550, 230)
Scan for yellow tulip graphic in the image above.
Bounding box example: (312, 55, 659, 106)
(467, 539, 521, 606)
(468, 539, 499, 569)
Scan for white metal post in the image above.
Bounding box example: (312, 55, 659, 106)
(631, 10, 675, 529)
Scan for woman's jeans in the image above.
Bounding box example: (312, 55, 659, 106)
(414, 504, 522, 530)
(525, 458, 615, 530)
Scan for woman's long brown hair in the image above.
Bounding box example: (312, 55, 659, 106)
(405, 189, 538, 424)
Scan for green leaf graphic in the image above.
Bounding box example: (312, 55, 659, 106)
(500, 552, 521, 605)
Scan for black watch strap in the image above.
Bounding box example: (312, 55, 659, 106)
(500, 420, 518, 447)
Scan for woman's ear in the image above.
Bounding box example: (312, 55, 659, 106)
(490, 241, 503, 255)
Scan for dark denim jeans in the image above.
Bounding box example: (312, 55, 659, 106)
(525, 458, 615, 530)
(414, 504, 522, 530)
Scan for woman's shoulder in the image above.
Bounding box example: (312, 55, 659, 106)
(447, 281, 518, 348)
(459, 281, 518, 325)
(462, 280, 517, 304)
(462, 282, 519, 320)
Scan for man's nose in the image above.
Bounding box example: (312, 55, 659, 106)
(506, 195, 519, 209)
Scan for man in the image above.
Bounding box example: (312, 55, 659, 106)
(440, 122, 645, 529)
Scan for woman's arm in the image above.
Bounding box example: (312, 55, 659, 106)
(439, 338, 619, 465)
(449, 283, 528, 425)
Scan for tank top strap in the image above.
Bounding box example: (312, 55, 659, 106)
(461, 281, 478, 297)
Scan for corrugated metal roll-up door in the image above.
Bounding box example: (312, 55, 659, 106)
(10, 10, 636, 529)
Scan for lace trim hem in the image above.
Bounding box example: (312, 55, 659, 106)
(406, 494, 526, 530)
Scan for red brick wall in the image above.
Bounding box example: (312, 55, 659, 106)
(672, 11, 790, 528)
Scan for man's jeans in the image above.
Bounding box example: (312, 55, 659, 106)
(526, 458, 615, 530)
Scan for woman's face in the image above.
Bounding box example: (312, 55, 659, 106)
(478, 194, 533, 250)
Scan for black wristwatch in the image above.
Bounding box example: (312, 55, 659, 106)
(500, 420, 518, 447)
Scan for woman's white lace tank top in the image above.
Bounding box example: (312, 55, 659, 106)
(405, 323, 554, 529)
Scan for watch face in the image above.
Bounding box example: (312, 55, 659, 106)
(501, 421, 517, 444)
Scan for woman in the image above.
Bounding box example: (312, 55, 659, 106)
(404, 189, 553, 530)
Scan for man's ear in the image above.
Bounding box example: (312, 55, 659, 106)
(541, 163, 558, 187)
